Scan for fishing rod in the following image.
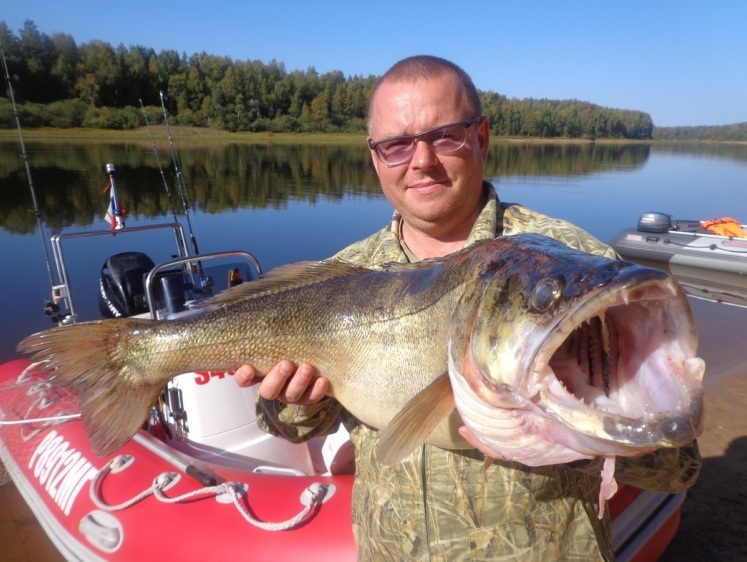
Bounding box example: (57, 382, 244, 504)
(158, 90, 200, 257)
(139, 98, 179, 218)
(138, 98, 190, 260)
(1, 47, 58, 299)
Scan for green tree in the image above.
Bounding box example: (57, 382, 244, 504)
(75, 40, 121, 106)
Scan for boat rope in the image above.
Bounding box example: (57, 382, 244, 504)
(0, 364, 82, 439)
(90, 455, 333, 531)
(662, 238, 747, 254)
(0, 414, 81, 426)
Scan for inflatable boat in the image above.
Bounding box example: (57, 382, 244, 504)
(0, 169, 686, 561)
(611, 212, 747, 306)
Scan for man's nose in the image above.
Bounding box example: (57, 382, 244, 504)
(409, 138, 439, 168)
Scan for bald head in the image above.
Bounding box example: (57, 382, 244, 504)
(367, 56, 482, 133)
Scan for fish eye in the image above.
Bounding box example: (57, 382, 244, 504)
(530, 277, 563, 311)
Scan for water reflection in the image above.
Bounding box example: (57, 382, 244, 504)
(652, 142, 747, 164)
(488, 142, 652, 177)
(0, 140, 658, 233)
(632, 257, 747, 309)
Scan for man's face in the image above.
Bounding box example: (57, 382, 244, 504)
(368, 73, 489, 237)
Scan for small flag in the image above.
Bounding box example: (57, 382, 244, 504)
(103, 176, 126, 230)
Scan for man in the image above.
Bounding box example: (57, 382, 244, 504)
(235, 55, 700, 560)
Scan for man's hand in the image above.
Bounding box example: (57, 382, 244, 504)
(234, 360, 330, 405)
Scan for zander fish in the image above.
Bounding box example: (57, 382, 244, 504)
(18, 233, 704, 516)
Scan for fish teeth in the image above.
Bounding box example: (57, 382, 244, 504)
(577, 321, 590, 381)
(600, 311, 611, 396)
(588, 317, 603, 390)
(685, 357, 706, 383)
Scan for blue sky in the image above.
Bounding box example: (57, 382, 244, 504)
(4, 1, 746, 127)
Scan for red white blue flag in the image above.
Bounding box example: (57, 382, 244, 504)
(103, 178, 126, 230)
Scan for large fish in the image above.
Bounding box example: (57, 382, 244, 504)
(18, 233, 704, 516)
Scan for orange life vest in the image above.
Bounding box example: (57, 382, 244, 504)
(700, 217, 747, 238)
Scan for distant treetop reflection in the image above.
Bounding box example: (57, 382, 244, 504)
(0, 140, 660, 234)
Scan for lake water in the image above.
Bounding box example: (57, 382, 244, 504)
(1, 139, 746, 366)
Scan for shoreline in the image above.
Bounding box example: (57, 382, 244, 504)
(1, 127, 745, 145)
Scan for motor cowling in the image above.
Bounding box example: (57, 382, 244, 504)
(97, 252, 155, 318)
(637, 212, 672, 233)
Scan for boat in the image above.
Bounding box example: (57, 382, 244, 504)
(0, 164, 358, 560)
(611, 212, 747, 307)
(0, 168, 685, 561)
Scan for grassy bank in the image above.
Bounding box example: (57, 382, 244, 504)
(3, 127, 739, 146)
(0, 126, 364, 145)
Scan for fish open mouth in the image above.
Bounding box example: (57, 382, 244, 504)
(533, 273, 705, 450)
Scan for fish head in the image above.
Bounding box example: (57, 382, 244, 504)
(448, 233, 704, 466)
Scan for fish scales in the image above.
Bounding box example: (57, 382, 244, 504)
(166, 268, 464, 421)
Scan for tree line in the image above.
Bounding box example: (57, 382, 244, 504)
(654, 122, 747, 142)
(0, 19, 657, 139)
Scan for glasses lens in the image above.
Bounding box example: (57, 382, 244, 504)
(425, 124, 467, 153)
(372, 120, 475, 165)
(376, 138, 415, 165)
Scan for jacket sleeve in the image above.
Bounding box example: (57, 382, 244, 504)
(256, 396, 346, 443)
(615, 441, 702, 491)
(500, 202, 619, 259)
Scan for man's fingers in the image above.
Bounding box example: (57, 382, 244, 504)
(236, 360, 328, 405)
(281, 363, 316, 403)
(305, 376, 330, 404)
(258, 359, 297, 400)
(233, 364, 257, 387)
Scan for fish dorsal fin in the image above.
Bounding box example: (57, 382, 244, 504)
(377, 372, 455, 465)
(199, 259, 372, 307)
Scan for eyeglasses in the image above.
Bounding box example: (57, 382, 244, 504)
(368, 116, 483, 166)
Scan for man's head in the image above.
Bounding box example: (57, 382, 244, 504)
(367, 56, 482, 135)
(367, 56, 490, 242)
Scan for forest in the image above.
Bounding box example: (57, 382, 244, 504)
(2, 18, 730, 141)
(653, 122, 747, 142)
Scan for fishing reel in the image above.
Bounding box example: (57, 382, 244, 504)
(43, 300, 67, 324)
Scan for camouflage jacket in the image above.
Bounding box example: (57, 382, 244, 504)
(257, 182, 701, 561)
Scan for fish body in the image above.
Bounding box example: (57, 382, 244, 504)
(19, 234, 704, 514)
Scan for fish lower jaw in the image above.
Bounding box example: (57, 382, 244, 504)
(539, 375, 699, 449)
(538, 370, 621, 416)
(448, 361, 608, 466)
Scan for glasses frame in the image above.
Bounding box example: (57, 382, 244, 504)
(368, 116, 484, 166)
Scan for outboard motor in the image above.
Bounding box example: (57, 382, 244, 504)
(98, 252, 155, 318)
(637, 212, 673, 233)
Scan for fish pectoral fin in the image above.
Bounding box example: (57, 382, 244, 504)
(376, 373, 455, 466)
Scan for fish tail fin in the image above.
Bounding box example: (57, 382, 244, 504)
(18, 319, 164, 457)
